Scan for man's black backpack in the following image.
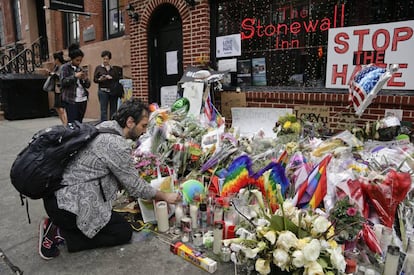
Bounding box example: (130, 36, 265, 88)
(10, 121, 118, 201)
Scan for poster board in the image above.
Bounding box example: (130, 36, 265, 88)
(221, 92, 247, 120)
(160, 85, 178, 107)
(231, 107, 292, 138)
(182, 82, 204, 117)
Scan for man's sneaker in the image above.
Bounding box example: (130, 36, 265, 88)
(38, 218, 60, 260)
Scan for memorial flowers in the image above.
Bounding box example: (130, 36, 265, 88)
(328, 196, 365, 243)
(225, 188, 346, 275)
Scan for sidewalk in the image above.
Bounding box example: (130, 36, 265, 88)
(0, 117, 233, 275)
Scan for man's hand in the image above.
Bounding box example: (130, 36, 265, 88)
(154, 191, 182, 204)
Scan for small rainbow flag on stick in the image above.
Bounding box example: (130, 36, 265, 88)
(255, 162, 290, 212)
(276, 150, 289, 168)
(293, 154, 332, 209)
(220, 155, 254, 197)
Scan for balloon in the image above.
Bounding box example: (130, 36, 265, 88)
(180, 179, 205, 204)
(349, 64, 398, 116)
(171, 97, 190, 113)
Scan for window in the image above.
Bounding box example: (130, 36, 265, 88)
(13, 0, 22, 41)
(213, 0, 414, 88)
(65, 13, 80, 46)
(106, 0, 124, 39)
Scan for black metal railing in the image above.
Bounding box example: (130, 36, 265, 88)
(0, 36, 48, 74)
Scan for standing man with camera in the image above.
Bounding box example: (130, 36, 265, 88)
(60, 44, 90, 123)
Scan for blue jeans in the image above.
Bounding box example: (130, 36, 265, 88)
(64, 101, 87, 123)
(98, 89, 118, 121)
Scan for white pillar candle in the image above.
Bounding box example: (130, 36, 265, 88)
(190, 203, 199, 229)
(155, 201, 169, 233)
(175, 204, 184, 228)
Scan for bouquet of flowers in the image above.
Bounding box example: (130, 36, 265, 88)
(225, 188, 346, 275)
(328, 196, 365, 244)
(132, 150, 170, 182)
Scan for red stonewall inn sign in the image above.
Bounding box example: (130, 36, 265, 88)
(326, 20, 414, 90)
(240, 4, 345, 50)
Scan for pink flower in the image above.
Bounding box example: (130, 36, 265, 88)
(346, 207, 357, 217)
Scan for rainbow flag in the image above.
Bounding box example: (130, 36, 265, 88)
(276, 150, 289, 168)
(204, 92, 224, 127)
(220, 155, 254, 197)
(255, 162, 290, 212)
(293, 154, 332, 209)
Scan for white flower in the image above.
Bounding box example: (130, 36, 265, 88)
(257, 218, 270, 227)
(250, 189, 265, 210)
(223, 238, 243, 247)
(242, 242, 266, 259)
(230, 243, 243, 252)
(291, 250, 305, 268)
(264, 230, 276, 245)
(276, 231, 298, 250)
(282, 199, 297, 217)
(255, 258, 271, 275)
(329, 246, 346, 272)
(272, 248, 290, 270)
(303, 239, 321, 262)
(305, 261, 324, 275)
(312, 216, 331, 234)
(242, 247, 261, 258)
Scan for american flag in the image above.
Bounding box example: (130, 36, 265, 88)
(349, 65, 386, 116)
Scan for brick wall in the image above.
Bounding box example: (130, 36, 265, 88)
(128, 0, 413, 133)
(216, 90, 414, 133)
(129, 0, 210, 101)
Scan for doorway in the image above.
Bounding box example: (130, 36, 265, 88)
(148, 4, 183, 105)
(35, 0, 48, 61)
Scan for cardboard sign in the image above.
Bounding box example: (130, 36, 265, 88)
(294, 105, 330, 124)
(221, 92, 247, 119)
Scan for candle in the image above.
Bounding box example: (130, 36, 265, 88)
(190, 203, 199, 229)
(175, 203, 184, 228)
(213, 221, 224, 254)
(383, 245, 400, 275)
(155, 201, 169, 233)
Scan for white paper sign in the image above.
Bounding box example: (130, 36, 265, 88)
(160, 85, 178, 107)
(216, 34, 241, 58)
(182, 82, 205, 117)
(326, 20, 414, 89)
(166, 50, 178, 75)
(231, 107, 293, 138)
(218, 58, 237, 72)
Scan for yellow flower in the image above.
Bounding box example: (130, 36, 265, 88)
(328, 239, 338, 249)
(297, 237, 311, 250)
(327, 227, 335, 239)
(264, 230, 276, 245)
(283, 121, 292, 129)
(305, 261, 324, 275)
(255, 258, 271, 275)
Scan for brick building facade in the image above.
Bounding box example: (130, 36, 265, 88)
(1, 0, 413, 130)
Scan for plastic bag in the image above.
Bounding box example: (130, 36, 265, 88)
(42, 75, 56, 92)
(361, 169, 411, 227)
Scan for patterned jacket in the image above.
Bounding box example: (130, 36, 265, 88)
(55, 120, 156, 238)
(60, 62, 91, 103)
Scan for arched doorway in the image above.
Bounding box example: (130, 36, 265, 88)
(148, 4, 183, 105)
